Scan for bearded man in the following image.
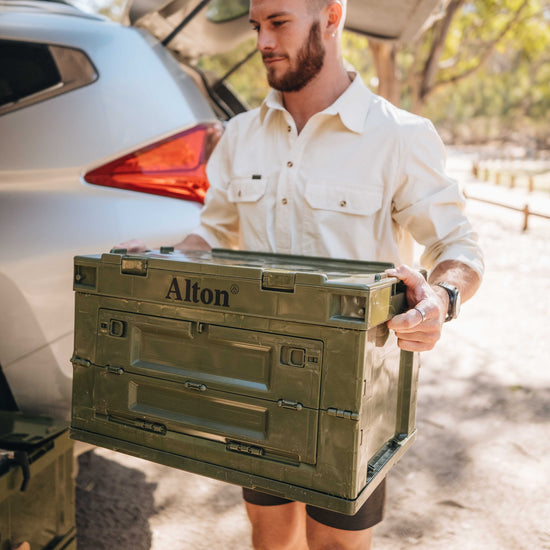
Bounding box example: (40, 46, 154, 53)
(123, 0, 483, 547)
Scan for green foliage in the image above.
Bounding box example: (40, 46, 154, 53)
(206, 0, 249, 22)
(418, 0, 550, 145)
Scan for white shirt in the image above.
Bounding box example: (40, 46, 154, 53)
(194, 74, 484, 276)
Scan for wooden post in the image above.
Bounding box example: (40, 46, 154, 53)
(522, 204, 529, 232)
(529, 176, 534, 193)
(510, 174, 516, 189)
(495, 172, 501, 185)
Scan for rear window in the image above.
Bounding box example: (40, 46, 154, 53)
(206, 0, 248, 23)
(0, 39, 97, 116)
(0, 41, 61, 106)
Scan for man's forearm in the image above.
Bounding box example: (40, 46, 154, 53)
(428, 259, 482, 305)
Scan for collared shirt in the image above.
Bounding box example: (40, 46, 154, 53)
(194, 74, 484, 276)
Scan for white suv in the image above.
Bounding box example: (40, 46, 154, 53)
(0, 0, 251, 419)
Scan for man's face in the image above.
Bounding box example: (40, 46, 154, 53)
(250, 0, 326, 92)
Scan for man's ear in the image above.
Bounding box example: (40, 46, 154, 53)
(324, 0, 343, 37)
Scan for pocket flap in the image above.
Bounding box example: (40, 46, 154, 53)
(227, 177, 267, 203)
(304, 182, 382, 216)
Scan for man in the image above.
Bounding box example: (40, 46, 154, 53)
(123, 0, 483, 547)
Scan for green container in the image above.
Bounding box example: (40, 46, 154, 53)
(0, 412, 76, 550)
(71, 249, 419, 515)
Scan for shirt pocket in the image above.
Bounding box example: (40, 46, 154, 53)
(227, 177, 267, 203)
(302, 181, 384, 258)
(304, 181, 383, 216)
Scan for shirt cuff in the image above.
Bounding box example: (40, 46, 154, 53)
(191, 224, 235, 251)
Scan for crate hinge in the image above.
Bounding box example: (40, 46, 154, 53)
(70, 356, 91, 368)
(277, 399, 303, 411)
(135, 419, 167, 434)
(108, 415, 167, 435)
(327, 408, 359, 421)
(106, 365, 124, 375)
(184, 380, 207, 392)
(226, 441, 264, 457)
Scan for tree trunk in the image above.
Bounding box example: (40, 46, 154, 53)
(368, 41, 399, 106)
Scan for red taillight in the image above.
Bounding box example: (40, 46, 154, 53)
(84, 123, 222, 204)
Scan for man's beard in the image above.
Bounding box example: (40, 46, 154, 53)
(264, 21, 325, 93)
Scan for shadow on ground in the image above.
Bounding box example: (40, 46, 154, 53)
(76, 451, 157, 550)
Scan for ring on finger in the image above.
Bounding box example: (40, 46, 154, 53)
(414, 306, 427, 323)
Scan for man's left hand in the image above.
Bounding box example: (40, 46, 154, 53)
(385, 265, 448, 352)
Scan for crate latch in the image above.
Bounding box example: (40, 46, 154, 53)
(327, 408, 359, 421)
(121, 256, 148, 276)
(261, 270, 296, 292)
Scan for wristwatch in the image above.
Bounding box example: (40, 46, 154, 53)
(435, 282, 461, 322)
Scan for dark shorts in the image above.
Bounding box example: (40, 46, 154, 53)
(242, 478, 386, 531)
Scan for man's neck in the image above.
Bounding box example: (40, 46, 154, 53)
(282, 61, 352, 133)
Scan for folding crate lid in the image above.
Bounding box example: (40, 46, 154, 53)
(103, 248, 395, 286)
(0, 411, 68, 452)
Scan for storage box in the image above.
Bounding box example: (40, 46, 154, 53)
(0, 412, 76, 550)
(71, 249, 419, 514)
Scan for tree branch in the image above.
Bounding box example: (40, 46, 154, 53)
(427, 0, 531, 97)
(419, 0, 464, 101)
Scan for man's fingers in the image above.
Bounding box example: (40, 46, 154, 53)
(394, 325, 441, 351)
(388, 308, 423, 330)
(395, 335, 438, 352)
(115, 239, 148, 253)
(386, 265, 425, 287)
(388, 299, 436, 331)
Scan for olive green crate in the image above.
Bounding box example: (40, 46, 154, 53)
(0, 413, 76, 550)
(71, 249, 419, 515)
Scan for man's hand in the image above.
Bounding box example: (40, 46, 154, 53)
(114, 234, 211, 254)
(114, 238, 149, 253)
(386, 265, 448, 352)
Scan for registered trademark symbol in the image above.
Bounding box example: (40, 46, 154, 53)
(230, 284, 239, 295)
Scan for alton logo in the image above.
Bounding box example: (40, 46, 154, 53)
(165, 277, 231, 307)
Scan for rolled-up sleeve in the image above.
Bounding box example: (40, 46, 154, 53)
(192, 127, 240, 249)
(392, 119, 484, 277)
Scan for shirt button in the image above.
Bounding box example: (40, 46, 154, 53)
(287, 126, 292, 132)
(287, 161, 293, 168)
(281, 198, 288, 205)
(340, 200, 347, 207)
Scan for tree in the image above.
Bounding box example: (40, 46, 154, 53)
(371, 0, 550, 114)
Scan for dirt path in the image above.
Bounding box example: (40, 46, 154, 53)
(75, 149, 550, 550)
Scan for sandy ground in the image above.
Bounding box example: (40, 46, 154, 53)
(75, 149, 550, 550)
